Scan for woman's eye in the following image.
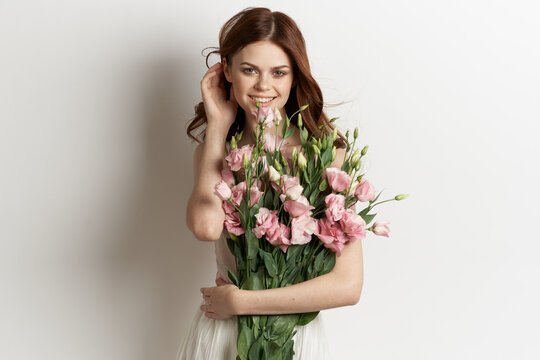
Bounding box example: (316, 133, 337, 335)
(274, 71, 286, 77)
(242, 68, 255, 74)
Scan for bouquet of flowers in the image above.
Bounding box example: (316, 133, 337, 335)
(213, 101, 408, 360)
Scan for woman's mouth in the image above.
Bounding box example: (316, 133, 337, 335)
(249, 96, 276, 107)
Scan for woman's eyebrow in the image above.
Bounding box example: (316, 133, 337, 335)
(239, 62, 290, 69)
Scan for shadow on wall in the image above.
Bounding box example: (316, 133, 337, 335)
(104, 53, 217, 358)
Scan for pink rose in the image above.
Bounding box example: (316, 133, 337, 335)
(314, 217, 347, 257)
(213, 180, 231, 201)
(354, 178, 376, 202)
(340, 209, 367, 242)
(221, 168, 236, 187)
(281, 194, 315, 218)
(325, 167, 352, 192)
(230, 181, 246, 206)
(225, 145, 254, 172)
(224, 211, 245, 235)
(263, 133, 288, 152)
(372, 221, 390, 237)
(324, 193, 346, 221)
(291, 213, 317, 245)
(253, 208, 279, 239)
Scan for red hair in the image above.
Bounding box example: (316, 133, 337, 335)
(186, 7, 348, 149)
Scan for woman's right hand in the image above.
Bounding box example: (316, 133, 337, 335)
(200, 62, 238, 133)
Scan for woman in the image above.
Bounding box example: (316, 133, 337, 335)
(178, 7, 364, 359)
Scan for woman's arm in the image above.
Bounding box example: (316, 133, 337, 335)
(186, 125, 228, 242)
(237, 238, 363, 315)
(187, 62, 238, 242)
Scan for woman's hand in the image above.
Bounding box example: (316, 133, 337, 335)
(200, 62, 238, 133)
(200, 277, 242, 320)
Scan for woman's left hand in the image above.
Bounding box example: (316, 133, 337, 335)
(200, 277, 241, 320)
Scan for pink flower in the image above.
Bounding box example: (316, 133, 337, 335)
(222, 200, 235, 214)
(249, 184, 264, 206)
(372, 221, 390, 237)
(213, 180, 231, 201)
(291, 213, 317, 245)
(251, 107, 274, 128)
(263, 133, 288, 152)
(221, 168, 236, 187)
(253, 208, 279, 239)
(230, 181, 246, 206)
(268, 223, 291, 252)
(354, 178, 376, 202)
(272, 174, 300, 194)
(225, 145, 254, 172)
(224, 211, 245, 235)
(324, 167, 352, 192)
(314, 217, 347, 257)
(340, 209, 367, 242)
(281, 194, 315, 218)
(324, 193, 346, 221)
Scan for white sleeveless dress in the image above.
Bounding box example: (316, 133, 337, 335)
(176, 229, 330, 359)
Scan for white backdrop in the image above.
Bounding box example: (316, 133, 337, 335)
(2, 0, 539, 359)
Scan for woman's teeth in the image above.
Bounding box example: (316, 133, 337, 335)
(250, 96, 275, 103)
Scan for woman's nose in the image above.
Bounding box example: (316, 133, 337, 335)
(255, 75, 271, 91)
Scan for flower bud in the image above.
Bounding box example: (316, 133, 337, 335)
(292, 146, 298, 158)
(281, 155, 289, 170)
(285, 184, 303, 201)
(242, 153, 249, 168)
(351, 154, 359, 165)
(345, 130, 350, 139)
(273, 106, 282, 126)
(354, 157, 361, 171)
(297, 152, 307, 170)
(237, 130, 243, 141)
(273, 159, 282, 172)
(332, 127, 338, 141)
(312, 144, 320, 155)
(231, 136, 237, 149)
(354, 127, 359, 139)
(255, 99, 261, 108)
(299, 104, 309, 111)
(268, 165, 280, 182)
(297, 114, 303, 128)
(331, 146, 336, 161)
(372, 221, 390, 237)
(361, 145, 368, 156)
(395, 194, 409, 201)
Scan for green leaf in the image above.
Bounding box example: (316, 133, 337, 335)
(243, 267, 264, 290)
(361, 213, 377, 225)
(302, 170, 310, 184)
(321, 147, 333, 165)
(264, 340, 283, 360)
(320, 251, 336, 275)
(284, 128, 295, 139)
(297, 311, 319, 326)
(314, 250, 325, 273)
(237, 324, 255, 360)
(223, 264, 239, 286)
(248, 335, 263, 359)
(259, 249, 278, 277)
(246, 229, 259, 260)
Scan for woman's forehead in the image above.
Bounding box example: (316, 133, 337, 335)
(231, 41, 292, 67)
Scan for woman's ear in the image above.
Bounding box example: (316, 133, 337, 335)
(222, 58, 232, 83)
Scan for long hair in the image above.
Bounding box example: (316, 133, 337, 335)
(186, 7, 348, 149)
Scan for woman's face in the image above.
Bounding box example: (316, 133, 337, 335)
(223, 40, 295, 121)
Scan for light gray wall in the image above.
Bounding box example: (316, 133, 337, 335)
(1, 0, 539, 359)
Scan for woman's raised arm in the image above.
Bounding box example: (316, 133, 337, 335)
(185, 127, 228, 242)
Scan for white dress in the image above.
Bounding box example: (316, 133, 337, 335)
(176, 230, 330, 359)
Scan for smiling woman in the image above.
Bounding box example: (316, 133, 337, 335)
(178, 6, 361, 360)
